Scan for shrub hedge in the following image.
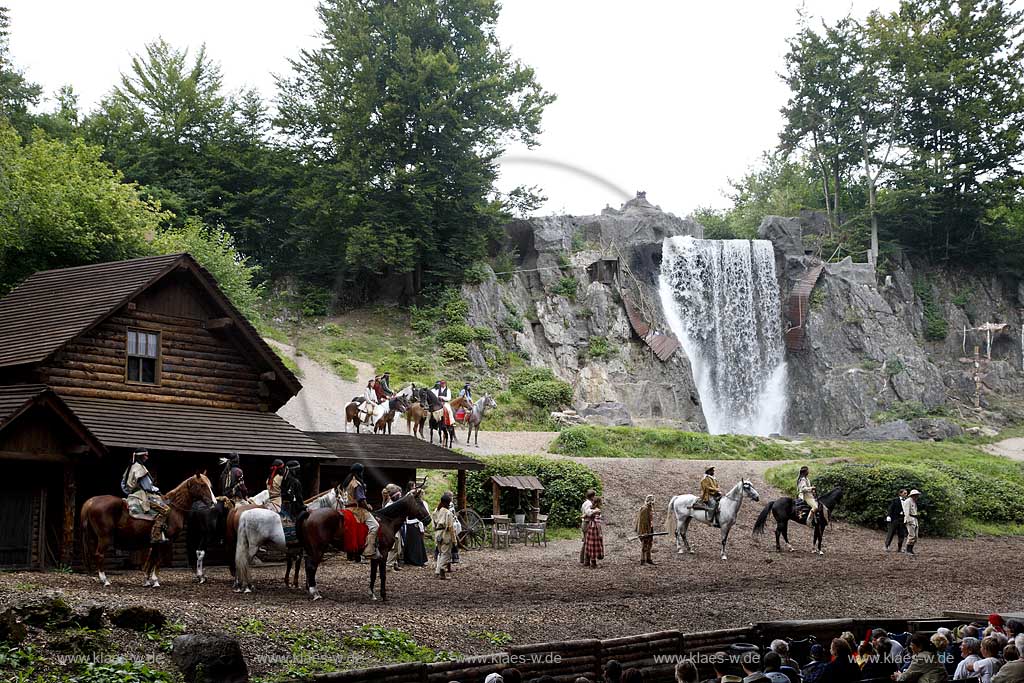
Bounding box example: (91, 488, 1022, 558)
(522, 380, 573, 409)
(552, 426, 790, 460)
(456, 455, 601, 528)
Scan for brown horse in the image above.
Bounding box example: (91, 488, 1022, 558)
(301, 490, 431, 602)
(405, 401, 429, 438)
(372, 395, 411, 435)
(81, 473, 215, 587)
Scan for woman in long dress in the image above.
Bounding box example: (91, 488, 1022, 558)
(582, 497, 604, 568)
(403, 489, 429, 567)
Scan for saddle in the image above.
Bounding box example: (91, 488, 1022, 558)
(341, 509, 369, 554)
(124, 497, 159, 521)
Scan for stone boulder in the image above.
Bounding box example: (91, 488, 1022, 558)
(0, 608, 27, 644)
(550, 410, 586, 427)
(581, 401, 633, 427)
(758, 216, 804, 255)
(847, 420, 920, 441)
(11, 591, 71, 628)
(908, 417, 963, 441)
(110, 605, 166, 632)
(172, 633, 249, 683)
(68, 601, 105, 630)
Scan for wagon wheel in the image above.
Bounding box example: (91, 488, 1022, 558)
(457, 509, 486, 549)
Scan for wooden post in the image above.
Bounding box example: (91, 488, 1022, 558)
(310, 460, 321, 496)
(457, 469, 467, 511)
(61, 463, 76, 567)
(492, 479, 501, 516)
(532, 489, 540, 522)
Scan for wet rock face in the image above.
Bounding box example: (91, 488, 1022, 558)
(464, 197, 706, 429)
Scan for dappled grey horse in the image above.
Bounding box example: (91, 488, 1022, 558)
(665, 479, 760, 560)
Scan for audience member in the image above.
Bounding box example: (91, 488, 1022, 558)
(1005, 621, 1024, 641)
(892, 633, 948, 683)
(623, 669, 645, 683)
(1006, 645, 1019, 662)
(991, 645, 1023, 683)
(676, 659, 699, 683)
(803, 644, 830, 683)
(575, 678, 593, 683)
(763, 652, 790, 683)
(842, 633, 860, 657)
(875, 630, 905, 662)
(968, 637, 1004, 683)
(822, 638, 862, 683)
(485, 675, 504, 683)
(604, 660, 623, 683)
(771, 640, 801, 670)
(956, 638, 983, 680)
(503, 669, 523, 683)
(862, 641, 898, 679)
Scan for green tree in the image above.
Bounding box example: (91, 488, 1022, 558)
(276, 0, 554, 298)
(0, 6, 43, 137)
(0, 122, 168, 293)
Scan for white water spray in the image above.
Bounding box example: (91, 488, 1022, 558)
(658, 236, 787, 435)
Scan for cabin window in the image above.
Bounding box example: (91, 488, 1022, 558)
(126, 329, 159, 384)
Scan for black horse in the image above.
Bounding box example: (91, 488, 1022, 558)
(753, 486, 844, 555)
(186, 498, 230, 584)
(414, 388, 456, 448)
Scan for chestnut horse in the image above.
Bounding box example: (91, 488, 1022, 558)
(301, 490, 431, 602)
(80, 473, 215, 587)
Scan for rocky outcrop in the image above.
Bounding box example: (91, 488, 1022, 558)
(464, 194, 706, 429)
(109, 605, 166, 631)
(847, 420, 921, 441)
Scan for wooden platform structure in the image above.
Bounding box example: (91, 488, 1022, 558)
(783, 261, 826, 352)
(489, 474, 544, 520)
(623, 296, 680, 361)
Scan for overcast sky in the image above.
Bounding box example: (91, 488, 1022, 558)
(6, 0, 898, 217)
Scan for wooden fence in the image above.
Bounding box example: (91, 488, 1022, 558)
(297, 615, 973, 683)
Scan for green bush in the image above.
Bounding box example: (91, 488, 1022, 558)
(459, 455, 602, 527)
(587, 336, 612, 359)
(440, 342, 469, 363)
(411, 304, 441, 335)
(300, 285, 332, 317)
(766, 461, 964, 536)
(439, 288, 469, 324)
(522, 379, 573, 408)
(493, 251, 518, 282)
(509, 366, 557, 392)
(322, 322, 344, 336)
(552, 275, 579, 302)
(929, 462, 1024, 524)
(463, 262, 492, 285)
(914, 277, 948, 341)
(501, 315, 524, 333)
(437, 323, 476, 345)
(473, 325, 495, 342)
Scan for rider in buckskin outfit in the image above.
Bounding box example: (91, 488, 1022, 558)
(694, 466, 723, 527)
(218, 452, 247, 502)
(123, 448, 170, 544)
(343, 463, 379, 558)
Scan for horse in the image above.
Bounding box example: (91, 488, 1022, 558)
(346, 395, 409, 433)
(81, 473, 215, 588)
(664, 479, 761, 561)
(405, 401, 430, 438)
(454, 394, 497, 447)
(415, 388, 456, 447)
(373, 395, 412, 435)
(186, 496, 232, 584)
(225, 485, 344, 590)
(753, 486, 844, 555)
(300, 490, 432, 602)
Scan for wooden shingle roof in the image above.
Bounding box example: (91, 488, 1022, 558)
(0, 384, 107, 456)
(62, 396, 334, 460)
(0, 384, 50, 427)
(307, 432, 485, 471)
(491, 475, 544, 491)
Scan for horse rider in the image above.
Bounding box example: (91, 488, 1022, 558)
(343, 463, 380, 559)
(693, 466, 723, 527)
(379, 372, 395, 398)
(434, 380, 454, 424)
(797, 465, 819, 525)
(362, 379, 379, 424)
(218, 452, 247, 502)
(902, 489, 921, 556)
(123, 448, 171, 544)
(634, 494, 657, 566)
(383, 483, 404, 570)
(266, 459, 286, 511)
(280, 460, 305, 521)
(459, 382, 473, 403)
(373, 375, 388, 402)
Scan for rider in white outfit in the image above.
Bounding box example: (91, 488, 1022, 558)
(362, 379, 378, 424)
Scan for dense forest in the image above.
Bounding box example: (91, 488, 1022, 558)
(2, 0, 1024, 319)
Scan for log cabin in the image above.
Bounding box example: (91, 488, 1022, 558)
(0, 253, 483, 570)
(0, 253, 335, 568)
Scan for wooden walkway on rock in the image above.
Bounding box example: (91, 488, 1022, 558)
(783, 261, 825, 352)
(623, 296, 680, 361)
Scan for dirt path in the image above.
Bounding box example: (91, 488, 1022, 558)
(462, 431, 558, 455)
(983, 437, 1024, 462)
(268, 339, 375, 431)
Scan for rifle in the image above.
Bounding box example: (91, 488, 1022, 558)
(627, 531, 669, 542)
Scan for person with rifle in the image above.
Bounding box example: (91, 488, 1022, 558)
(634, 494, 657, 565)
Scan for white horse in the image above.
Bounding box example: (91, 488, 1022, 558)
(665, 479, 760, 560)
(459, 394, 498, 447)
(234, 508, 286, 593)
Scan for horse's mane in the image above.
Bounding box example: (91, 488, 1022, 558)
(164, 474, 210, 509)
(818, 486, 844, 508)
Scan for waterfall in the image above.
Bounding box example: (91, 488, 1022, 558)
(658, 235, 787, 435)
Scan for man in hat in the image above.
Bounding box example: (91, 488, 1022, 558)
(379, 372, 394, 398)
(694, 466, 723, 527)
(343, 463, 380, 558)
(383, 483, 404, 570)
(634, 494, 657, 565)
(885, 488, 909, 552)
(123, 448, 170, 544)
(580, 489, 597, 564)
(280, 461, 305, 521)
(219, 452, 247, 502)
(902, 489, 921, 555)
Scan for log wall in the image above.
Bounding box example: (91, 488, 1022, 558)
(297, 617, 951, 683)
(40, 303, 264, 411)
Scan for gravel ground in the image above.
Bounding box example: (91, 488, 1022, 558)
(3, 457, 1022, 680)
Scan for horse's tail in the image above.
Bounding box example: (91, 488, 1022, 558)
(664, 496, 678, 535)
(80, 500, 94, 572)
(753, 501, 773, 536)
